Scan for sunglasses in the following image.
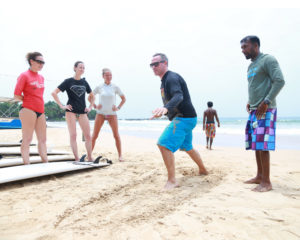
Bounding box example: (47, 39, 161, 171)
(33, 59, 45, 65)
(150, 61, 165, 68)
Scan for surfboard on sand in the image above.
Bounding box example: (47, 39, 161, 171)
(0, 142, 36, 147)
(74, 161, 111, 167)
(0, 155, 75, 168)
(76, 155, 113, 165)
(0, 147, 70, 158)
(0, 161, 110, 184)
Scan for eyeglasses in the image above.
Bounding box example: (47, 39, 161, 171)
(150, 61, 165, 68)
(33, 59, 45, 65)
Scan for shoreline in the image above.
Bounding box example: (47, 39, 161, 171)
(45, 119, 300, 150)
(1, 125, 299, 150)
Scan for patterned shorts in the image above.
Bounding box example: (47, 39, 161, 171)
(205, 123, 216, 138)
(245, 108, 277, 151)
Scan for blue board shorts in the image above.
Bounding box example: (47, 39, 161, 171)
(158, 117, 197, 153)
(245, 108, 277, 151)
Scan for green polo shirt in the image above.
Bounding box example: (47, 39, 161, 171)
(247, 53, 285, 110)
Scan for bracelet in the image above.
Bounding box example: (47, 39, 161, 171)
(117, 106, 121, 110)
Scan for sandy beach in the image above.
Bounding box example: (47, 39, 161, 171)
(0, 127, 299, 240)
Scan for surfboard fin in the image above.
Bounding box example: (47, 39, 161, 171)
(93, 156, 102, 164)
(102, 158, 113, 164)
(79, 154, 86, 162)
(107, 159, 113, 164)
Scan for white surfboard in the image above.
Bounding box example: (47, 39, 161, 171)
(0, 155, 75, 168)
(0, 142, 36, 147)
(0, 147, 70, 157)
(0, 161, 110, 184)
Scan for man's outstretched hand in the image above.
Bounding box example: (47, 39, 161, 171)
(150, 107, 168, 119)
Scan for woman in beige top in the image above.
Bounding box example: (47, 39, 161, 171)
(92, 68, 126, 162)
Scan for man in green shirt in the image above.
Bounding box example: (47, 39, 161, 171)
(240, 35, 285, 192)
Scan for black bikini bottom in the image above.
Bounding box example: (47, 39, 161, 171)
(21, 107, 43, 118)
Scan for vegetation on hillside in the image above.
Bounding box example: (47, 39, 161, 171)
(0, 101, 96, 120)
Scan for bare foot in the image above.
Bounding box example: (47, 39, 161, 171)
(199, 167, 208, 175)
(244, 177, 261, 184)
(252, 183, 272, 192)
(119, 157, 125, 162)
(87, 156, 94, 162)
(206, 145, 208, 149)
(164, 181, 179, 190)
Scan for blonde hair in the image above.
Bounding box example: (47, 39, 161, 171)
(102, 68, 111, 76)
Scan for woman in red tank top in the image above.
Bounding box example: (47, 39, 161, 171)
(14, 52, 48, 165)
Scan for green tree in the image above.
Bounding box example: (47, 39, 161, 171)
(0, 102, 20, 117)
(44, 101, 65, 120)
(44, 101, 96, 120)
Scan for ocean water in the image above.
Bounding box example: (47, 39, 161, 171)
(47, 117, 300, 150)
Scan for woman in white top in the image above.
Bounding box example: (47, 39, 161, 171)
(92, 68, 126, 162)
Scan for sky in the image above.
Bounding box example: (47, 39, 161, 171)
(0, 0, 299, 119)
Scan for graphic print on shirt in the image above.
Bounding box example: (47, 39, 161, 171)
(248, 67, 257, 79)
(161, 88, 165, 101)
(30, 81, 44, 89)
(70, 85, 86, 97)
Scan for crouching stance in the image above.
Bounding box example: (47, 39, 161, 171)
(150, 53, 208, 190)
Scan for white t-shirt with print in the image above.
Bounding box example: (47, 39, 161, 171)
(93, 83, 124, 115)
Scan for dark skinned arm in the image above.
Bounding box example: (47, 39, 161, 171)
(255, 101, 268, 119)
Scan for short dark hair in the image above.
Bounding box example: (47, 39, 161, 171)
(26, 52, 43, 66)
(240, 35, 260, 47)
(207, 101, 213, 107)
(153, 53, 168, 65)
